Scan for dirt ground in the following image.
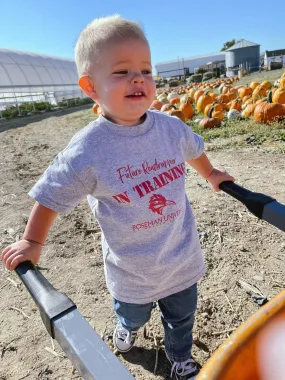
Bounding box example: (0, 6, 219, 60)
(0, 108, 284, 380)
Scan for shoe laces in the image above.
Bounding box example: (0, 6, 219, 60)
(117, 325, 137, 344)
(171, 358, 197, 377)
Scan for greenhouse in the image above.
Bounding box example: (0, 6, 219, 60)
(0, 48, 89, 118)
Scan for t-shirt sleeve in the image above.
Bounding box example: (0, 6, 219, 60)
(180, 121, 204, 161)
(28, 151, 97, 214)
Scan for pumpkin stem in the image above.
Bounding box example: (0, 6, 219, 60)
(204, 88, 211, 96)
(208, 106, 214, 118)
(267, 90, 273, 103)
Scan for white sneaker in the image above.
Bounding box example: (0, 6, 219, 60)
(113, 323, 138, 353)
(168, 356, 201, 380)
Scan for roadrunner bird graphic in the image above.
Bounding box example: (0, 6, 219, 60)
(149, 194, 176, 215)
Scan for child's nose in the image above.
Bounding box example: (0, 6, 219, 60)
(131, 72, 144, 84)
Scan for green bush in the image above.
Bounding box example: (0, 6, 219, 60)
(1, 97, 93, 120)
(2, 106, 19, 119)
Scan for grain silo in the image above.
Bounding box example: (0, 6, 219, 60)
(225, 39, 260, 76)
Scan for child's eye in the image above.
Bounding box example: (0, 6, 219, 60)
(114, 71, 128, 75)
(142, 70, 152, 75)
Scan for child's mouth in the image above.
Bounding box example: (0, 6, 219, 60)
(126, 92, 146, 99)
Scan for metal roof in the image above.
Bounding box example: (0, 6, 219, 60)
(0, 47, 78, 90)
(155, 52, 226, 66)
(226, 39, 260, 51)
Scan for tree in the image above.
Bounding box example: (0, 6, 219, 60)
(221, 39, 236, 51)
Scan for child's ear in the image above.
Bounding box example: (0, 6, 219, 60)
(78, 76, 98, 100)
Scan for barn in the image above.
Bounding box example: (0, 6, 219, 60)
(264, 49, 285, 69)
(154, 52, 226, 79)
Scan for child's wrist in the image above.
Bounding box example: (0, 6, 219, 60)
(23, 238, 44, 246)
(204, 168, 215, 180)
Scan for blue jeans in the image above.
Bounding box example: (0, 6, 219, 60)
(113, 283, 197, 362)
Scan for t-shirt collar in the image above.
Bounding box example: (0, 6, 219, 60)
(98, 111, 154, 136)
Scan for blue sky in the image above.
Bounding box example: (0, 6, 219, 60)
(1, 0, 284, 73)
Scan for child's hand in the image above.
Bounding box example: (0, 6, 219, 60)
(206, 168, 235, 192)
(1, 239, 43, 271)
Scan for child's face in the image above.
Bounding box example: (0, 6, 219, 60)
(90, 38, 156, 126)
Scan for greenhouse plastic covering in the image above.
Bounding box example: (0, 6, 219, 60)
(0, 48, 85, 110)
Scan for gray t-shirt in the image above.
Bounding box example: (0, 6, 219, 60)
(29, 110, 205, 303)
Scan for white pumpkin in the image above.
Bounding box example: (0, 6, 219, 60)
(227, 109, 241, 120)
(167, 93, 179, 102)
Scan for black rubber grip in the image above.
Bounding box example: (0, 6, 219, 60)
(219, 181, 275, 219)
(15, 261, 76, 338)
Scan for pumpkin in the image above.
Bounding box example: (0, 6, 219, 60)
(222, 85, 233, 94)
(167, 109, 185, 122)
(249, 81, 260, 90)
(218, 83, 226, 94)
(210, 92, 218, 101)
(193, 89, 204, 102)
(204, 102, 223, 116)
(228, 88, 238, 101)
(272, 88, 285, 104)
(161, 104, 176, 112)
(238, 87, 253, 98)
(211, 109, 224, 120)
(216, 94, 230, 104)
(280, 77, 285, 88)
(242, 104, 256, 117)
(151, 100, 163, 110)
(167, 92, 179, 101)
(169, 97, 180, 105)
(261, 80, 272, 90)
(230, 98, 243, 112)
(227, 109, 241, 120)
(92, 103, 100, 114)
(179, 98, 194, 120)
(253, 85, 267, 98)
(196, 89, 213, 113)
(199, 107, 222, 129)
(253, 91, 285, 123)
(180, 94, 193, 104)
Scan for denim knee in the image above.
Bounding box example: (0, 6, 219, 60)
(113, 298, 154, 331)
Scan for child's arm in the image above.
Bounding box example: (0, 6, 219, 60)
(186, 152, 235, 191)
(1, 202, 58, 271)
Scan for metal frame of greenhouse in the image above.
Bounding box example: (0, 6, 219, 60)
(0, 48, 87, 118)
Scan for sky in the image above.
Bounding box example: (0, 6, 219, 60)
(0, 0, 285, 74)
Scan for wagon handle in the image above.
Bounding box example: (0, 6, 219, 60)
(219, 181, 275, 219)
(15, 261, 76, 338)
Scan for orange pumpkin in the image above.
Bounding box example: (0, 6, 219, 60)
(151, 100, 163, 110)
(193, 89, 204, 103)
(272, 88, 285, 104)
(254, 91, 285, 123)
(199, 108, 222, 128)
(169, 97, 180, 105)
(161, 104, 176, 112)
(261, 80, 272, 90)
(179, 98, 194, 120)
(221, 85, 231, 94)
(249, 81, 260, 90)
(92, 103, 100, 114)
(167, 109, 185, 122)
(243, 104, 256, 117)
(253, 85, 267, 98)
(238, 87, 253, 98)
(217, 94, 230, 104)
(230, 98, 243, 112)
(204, 102, 223, 116)
(196, 90, 213, 113)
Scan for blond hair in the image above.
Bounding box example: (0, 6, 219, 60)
(75, 14, 148, 76)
